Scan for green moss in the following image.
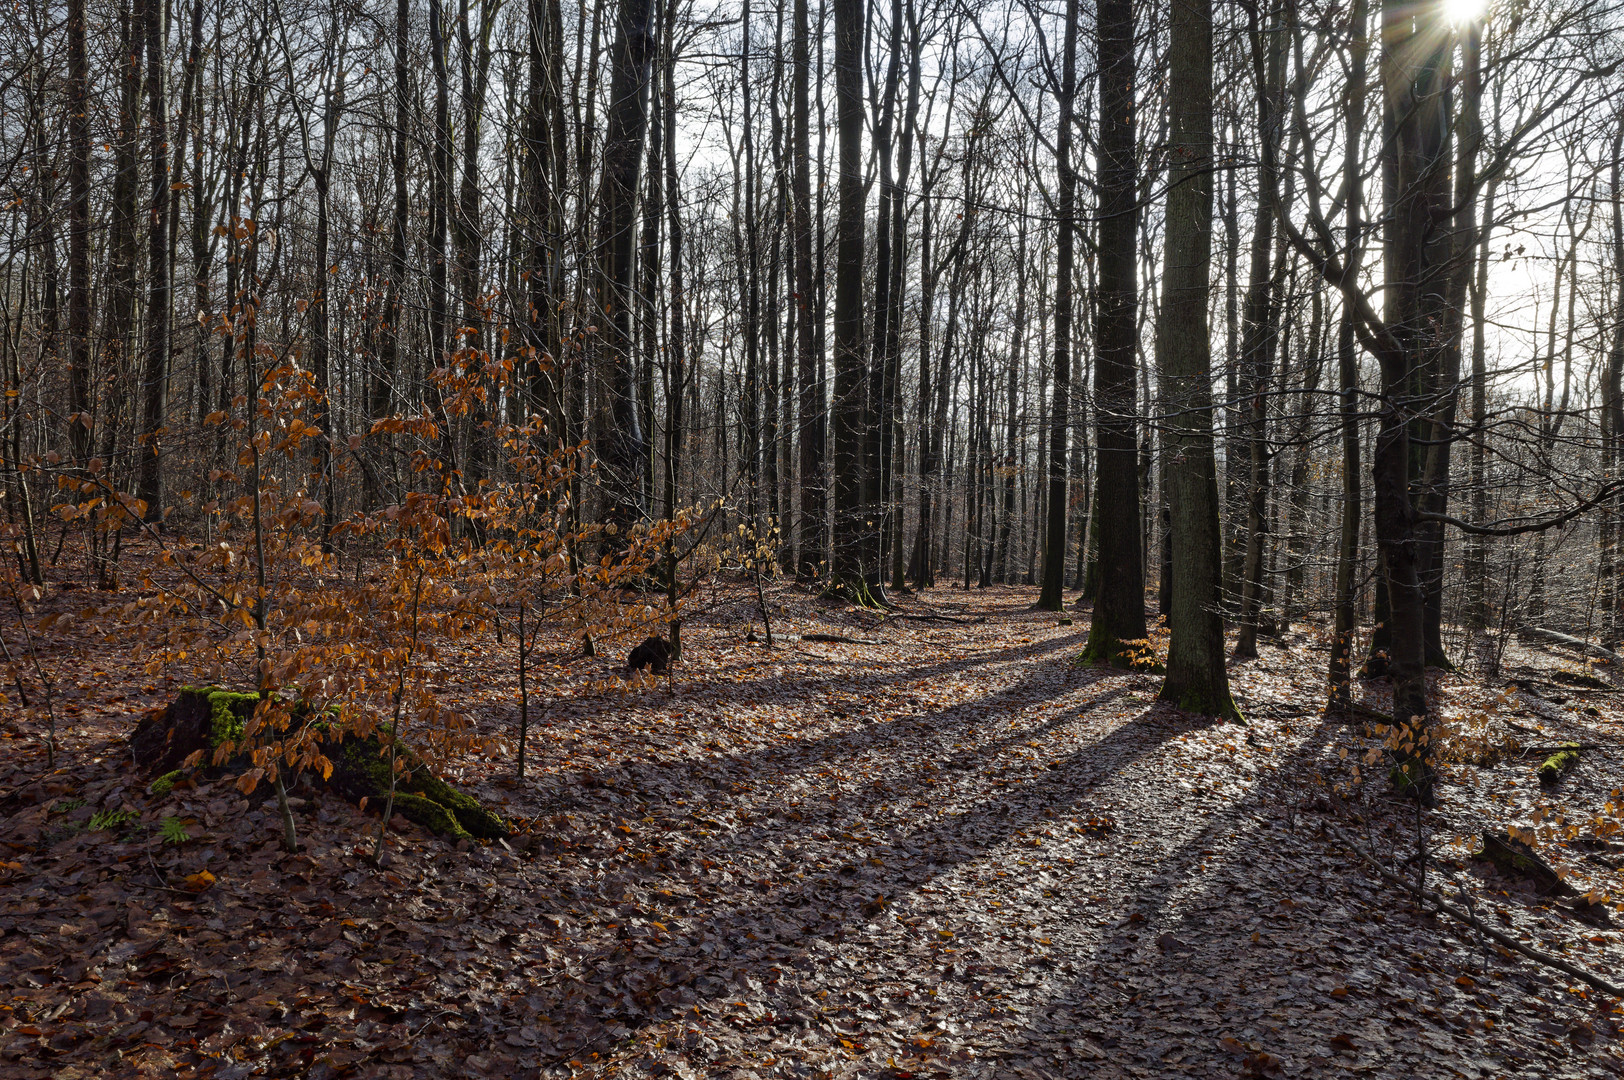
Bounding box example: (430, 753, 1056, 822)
(1169, 687, 1245, 724)
(414, 776, 510, 839)
(178, 686, 259, 746)
(148, 770, 187, 798)
(1538, 743, 1581, 787)
(388, 793, 471, 840)
(340, 733, 508, 840)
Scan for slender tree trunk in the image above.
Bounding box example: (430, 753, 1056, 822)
(1327, 0, 1368, 707)
(1603, 119, 1624, 646)
(66, 0, 92, 467)
(136, 0, 170, 522)
(792, 0, 825, 581)
(1039, 0, 1080, 611)
(1234, 0, 1285, 659)
(661, 0, 686, 655)
(378, 0, 411, 424)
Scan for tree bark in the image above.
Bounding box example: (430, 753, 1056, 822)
(1156, 0, 1237, 719)
(792, 0, 825, 581)
(592, 0, 657, 529)
(65, 0, 92, 467)
(1083, 0, 1146, 658)
(1039, 0, 1080, 612)
(830, 0, 868, 594)
(136, 0, 170, 523)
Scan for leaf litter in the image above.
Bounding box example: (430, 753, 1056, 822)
(1, 583, 1621, 1078)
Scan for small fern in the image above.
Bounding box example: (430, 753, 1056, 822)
(88, 808, 139, 832)
(159, 817, 192, 845)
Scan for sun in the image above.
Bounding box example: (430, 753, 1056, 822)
(1441, 0, 1488, 24)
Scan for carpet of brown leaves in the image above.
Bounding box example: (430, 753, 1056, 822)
(2, 572, 1622, 1079)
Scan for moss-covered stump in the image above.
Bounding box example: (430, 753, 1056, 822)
(131, 688, 508, 841)
(1538, 743, 1582, 788)
(130, 687, 258, 773)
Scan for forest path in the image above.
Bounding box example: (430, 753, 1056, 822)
(480, 587, 1621, 1079)
(1, 586, 1620, 1079)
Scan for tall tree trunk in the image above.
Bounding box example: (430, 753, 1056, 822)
(1157, 0, 1236, 719)
(525, 0, 564, 434)
(1233, 0, 1285, 659)
(996, 201, 1028, 584)
(1327, 0, 1368, 708)
(137, 0, 169, 521)
(830, 0, 868, 594)
(1084, 0, 1146, 658)
(1375, 0, 1453, 801)
(65, 0, 92, 467)
(592, 0, 657, 529)
(887, 0, 922, 592)
(1039, 0, 1080, 611)
(661, 0, 686, 655)
(792, 0, 825, 580)
(1415, 13, 1483, 669)
(1604, 119, 1624, 646)
(378, 0, 411, 425)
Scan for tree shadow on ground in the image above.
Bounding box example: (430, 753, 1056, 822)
(516, 628, 1098, 819)
(517, 699, 1206, 1062)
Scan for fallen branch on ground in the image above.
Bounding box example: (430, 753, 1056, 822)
(800, 633, 883, 646)
(1326, 700, 1393, 725)
(1326, 825, 1623, 1001)
(1517, 627, 1623, 664)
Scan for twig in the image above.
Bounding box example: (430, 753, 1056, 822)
(1326, 824, 1624, 1000)
(800, 633, 882, 646)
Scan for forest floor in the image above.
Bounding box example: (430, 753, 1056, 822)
(2, 563, 1623, 1079)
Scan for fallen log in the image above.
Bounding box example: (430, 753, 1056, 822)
(800, 633, 883, 646)
(1325, 700, 1394, 725)
(1327, 824, 1623, 1000)
(1537, 744, 1582, 787)
(1476, 831, 1577, 896)
(1516, 626, 1623, 664)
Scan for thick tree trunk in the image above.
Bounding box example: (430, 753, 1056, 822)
(1157, 0, 1236, 719)
(830, 0, 868, 593)
(1084, 0, 1146, 659)
(592, 0, 657, 529)
(1376, 0, 1454, 801)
